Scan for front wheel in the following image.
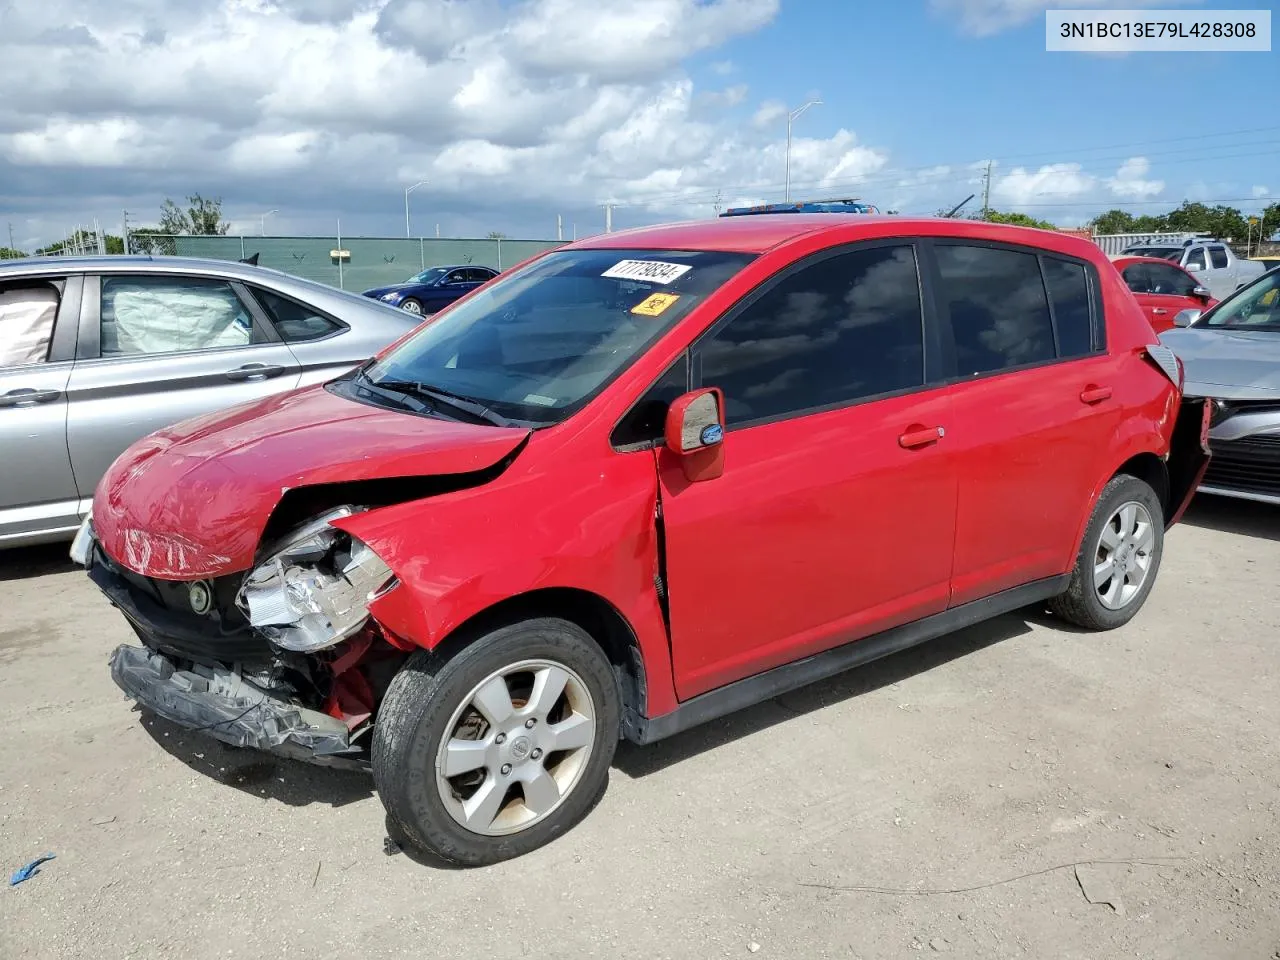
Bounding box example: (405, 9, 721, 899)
(1049, 474, 1164, 631)
(372, 618, 620, 866)
(400, 298, 423, 315)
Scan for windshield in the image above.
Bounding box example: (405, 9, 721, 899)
(1198, 270, 1280, 331)
(1126, 246, 1182, 261)
(362, 248, 755, 424)
(409, 267, 449, 284)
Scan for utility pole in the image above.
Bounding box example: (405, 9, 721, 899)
(981, 161, 993, 220)
(602, 203, 614, 234)
(713, 189, 723, 217)
(785, 99, 822, 202)
(122, 210, 130, 255)
(6, 222, 14, 254)
(557, 214, 563, 241)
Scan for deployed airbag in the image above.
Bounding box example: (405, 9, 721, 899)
(102, 279, 253, 355)
(0, 287, 58, 367)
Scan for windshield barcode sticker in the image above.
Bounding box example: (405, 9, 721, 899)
(602, 260, 693, 285)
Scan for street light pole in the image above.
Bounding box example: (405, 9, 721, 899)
(260, 209, 278, 235)
(784, 99, 821, 203)
(405, 181, 428, 238)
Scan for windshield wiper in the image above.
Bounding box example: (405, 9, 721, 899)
(369, 377, 513, 427)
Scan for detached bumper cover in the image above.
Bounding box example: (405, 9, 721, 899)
(109, 644, 365, 769)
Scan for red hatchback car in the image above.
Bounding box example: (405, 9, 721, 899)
(73, 216, 1210, 865)
(1113, 254, 1217, 332)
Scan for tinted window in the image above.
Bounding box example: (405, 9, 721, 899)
(252, 286, 344, 342)
(1185, 247, 1207, 271)
(611, 354, 689, 448)
(1042, 257, 1094, 358)
(0, 284, 59, 368)
(444, 270, 468, 285)
(1209, 246, 1229, 269)
(935, 244, 1054, 375)
(697, 244, 924, 426)
(1147, 263, 1197, 297)
(99, 276, 266, 357)
(363, 248, 753, 424)
(467, 268, 496, 283)
(1122, 264, 1152, 293)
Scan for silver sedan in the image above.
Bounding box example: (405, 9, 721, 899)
(0, 255, 420, 548)
(1160, 267, 1280, 505)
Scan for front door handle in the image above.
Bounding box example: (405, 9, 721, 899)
(1151, 308, 1168, 316)
(1080, 385, 1112, 405)
(898, 425, 945, 449)
(0, 388, 61, 408)
(225, 363, 285, 382)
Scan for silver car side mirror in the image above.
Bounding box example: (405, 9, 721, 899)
(1192, 285, 1211, 300)
(1172, 309, 1201, 327)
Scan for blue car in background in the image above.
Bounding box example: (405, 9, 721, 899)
(361, 264, 499, 316)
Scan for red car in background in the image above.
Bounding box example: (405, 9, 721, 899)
(1113, 255, 1216, 332)
(73, 215, 1211, 866)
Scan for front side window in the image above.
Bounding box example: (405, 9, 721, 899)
(1147, 263, 1198, 297)
(696, 244, 925, 426)
(99, 276, 266, 357)
(1209, 246, 1229, 269)
(935, 244, 1055, 375)
(1199, 271, 1280, 330)
(251, 286, 344, 343)
(410, 267, 448, 285)
(1185, 247, 1207, 272)
(360, 248, 754, 424)
(0, 283, 60, 368)
(1122, 264, 1152, 293)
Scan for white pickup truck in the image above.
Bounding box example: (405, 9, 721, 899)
(1119, 238, 1267, 299)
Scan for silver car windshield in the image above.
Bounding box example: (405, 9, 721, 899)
(360, 248, 754, 424)
(1199, 271, 1280, 331)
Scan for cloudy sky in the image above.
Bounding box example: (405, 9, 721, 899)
(0, 0, 1274, 249)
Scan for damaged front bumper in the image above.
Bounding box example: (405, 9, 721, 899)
(110, 644, 367, 770)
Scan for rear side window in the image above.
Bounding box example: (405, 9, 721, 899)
(100, 276, 267, 357)
(1041, 257, 1093, 358)
(252, 286, 344, 342)
(1209, 246, 1229, 269)
(0, 284, 60, 368)
(696, 244, 925, 426)
(934, 244, 1055, 375)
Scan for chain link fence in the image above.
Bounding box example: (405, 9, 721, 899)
(125, 234, 566, 290)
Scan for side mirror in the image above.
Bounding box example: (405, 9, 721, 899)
(1172, 308, 1201, 327)
(1192, 285, 1212, 300)
(664, 388, 726, 482)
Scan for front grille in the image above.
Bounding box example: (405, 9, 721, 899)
(1203, 436, 1280, 498)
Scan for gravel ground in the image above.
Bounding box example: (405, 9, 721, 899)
(1, 496, 1278, 960)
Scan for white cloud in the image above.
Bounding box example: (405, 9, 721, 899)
(1253, 185, 1270, 199)
(1106, 156, 1163, 200)
(752, 99, 787, 129)
(992, 162, 1094, 206)
(932, 0, 1189, 36)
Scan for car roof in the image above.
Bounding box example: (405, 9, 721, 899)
(1112, 255, 1192, 268)
(566, 214, 1096, 256)
(0, 254, 301, 283)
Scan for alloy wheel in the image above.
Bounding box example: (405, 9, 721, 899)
(434, 659, 596, 837)
(1093, 500, 1155, 610)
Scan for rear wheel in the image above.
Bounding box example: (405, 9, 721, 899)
(372, 618, 619, 866)
(1049, 474, 1164, 630)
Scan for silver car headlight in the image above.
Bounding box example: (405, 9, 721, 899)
(236, 506, 396, 653)
(379, 292, 401, 302)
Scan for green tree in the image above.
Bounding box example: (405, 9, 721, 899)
(980, 209, 1057, 230)
(1089, 209, 1137, 234)
(1255, 202, 1280, 242)
(0, 246, 27, 259)
(486, 230, 508, 240)
(158, 194, 229, 236)
(126, 227, 177, 255)
(35, 230, 124, 256)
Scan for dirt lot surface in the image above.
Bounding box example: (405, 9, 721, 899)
(2, 497, 1278, 960)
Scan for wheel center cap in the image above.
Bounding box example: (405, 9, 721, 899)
(509, 736, 532, 762)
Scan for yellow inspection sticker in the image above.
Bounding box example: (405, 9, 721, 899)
(631, 293, 681, 317)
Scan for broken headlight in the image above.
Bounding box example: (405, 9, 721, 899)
(236, 506, 396, 653)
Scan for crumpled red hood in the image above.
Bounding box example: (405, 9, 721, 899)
(92, 383, 529, 579)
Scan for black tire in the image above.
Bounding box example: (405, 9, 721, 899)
(400, 298, 423, 314)
(1049, 474, 1164, 631)
(372, 618, 620, 866)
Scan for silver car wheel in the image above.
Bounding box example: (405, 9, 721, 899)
(400, 299, 423, 315)
(434, 659, 596, 837)
(1093, 500, 1155, 610)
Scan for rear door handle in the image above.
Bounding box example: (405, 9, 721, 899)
(1080, 385, 1112, 405)
(225, 363, 285, 382)
(0, 388, 61, 408)
(898, 425, 945, 449)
